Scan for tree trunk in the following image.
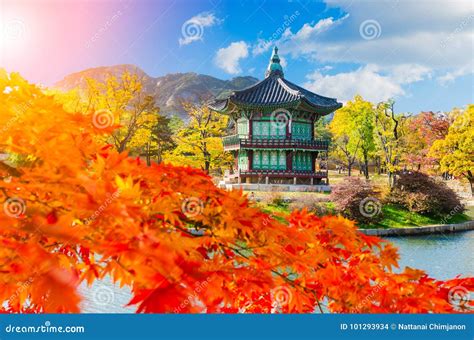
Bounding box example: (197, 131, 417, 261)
(388, 171, 395, 188)
(469, 177, 474, 197)
(146, 142, 151, 166)
(363, 154, 369, 179)
(203, 150, 211, 173)
(347, 163, 352, 176)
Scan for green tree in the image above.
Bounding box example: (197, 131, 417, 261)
(130, 114, 176, 165)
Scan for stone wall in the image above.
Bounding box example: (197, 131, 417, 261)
(359, 220, 474, 236)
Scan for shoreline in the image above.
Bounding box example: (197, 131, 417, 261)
(359, 221, 474, 237)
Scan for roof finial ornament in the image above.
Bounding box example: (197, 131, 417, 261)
(265, 46, 284, 78)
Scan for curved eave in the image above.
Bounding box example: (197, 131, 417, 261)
(208, 99, 230, 113)
(209, 98, 341, 117)
(299, 98, 343, 115)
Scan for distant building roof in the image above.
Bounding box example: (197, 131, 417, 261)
(209, 47, 342, 116)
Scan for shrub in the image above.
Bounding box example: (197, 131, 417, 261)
(330, 177, 383, 224)
(260, 192, 287, 207)
(288, 195, 332, 216)
(387, 172, 463, 216)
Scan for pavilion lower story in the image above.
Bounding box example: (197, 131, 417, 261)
(222, 148, 329, 189)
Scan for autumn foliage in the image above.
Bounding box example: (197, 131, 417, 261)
(387, 172, 463, 216)
(0, 71, 473, 314)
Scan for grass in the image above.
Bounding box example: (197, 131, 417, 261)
(361, 204, 472, 229)
(247, 191, 329, 200)
(259, 203, 290, 216)
(257, 201, 472, 230)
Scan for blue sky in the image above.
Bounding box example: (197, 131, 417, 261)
(2, 0, 473, 113)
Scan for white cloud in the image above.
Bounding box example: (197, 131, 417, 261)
(253, 38, 273, 56)
(437, 64, 473, 85)
(389, 64, 432, 84)
(275, 0, 473, 83)
(304, 63, 431, 103)
(179, 12, 222, 46)
(214, 41, 249, 74)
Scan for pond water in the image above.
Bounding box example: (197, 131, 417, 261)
(386, 230, 474, 280)
(79, 231, 474, 313)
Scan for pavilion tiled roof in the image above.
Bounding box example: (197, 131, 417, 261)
(209, 47, 342, 115)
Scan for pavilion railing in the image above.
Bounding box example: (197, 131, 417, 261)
(239, 169, 327, 178)
(222, 134, 329, 150)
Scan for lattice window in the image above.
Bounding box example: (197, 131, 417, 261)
(237, 118, 248, 137)
(238, 150, 248, 171)
(270, 151, 278, 169)
(279, 151, 286, 170)
(292, 122, 311, 140)
(293, 151, 312, 171)
(262, 151, 269, 168)
(261, 122, 269, 137)
(254, 151, 261, 169)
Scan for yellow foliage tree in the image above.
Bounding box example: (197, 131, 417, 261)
(86, 71, 158, 153)
(430, 105, 474, 196)
(0, 70, 473, 314)
(164, 103, 233, 173)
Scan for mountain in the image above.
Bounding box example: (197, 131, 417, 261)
(54, 64, 259, 118)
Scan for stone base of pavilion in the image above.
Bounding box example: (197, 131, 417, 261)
(220, 183, 331, 193)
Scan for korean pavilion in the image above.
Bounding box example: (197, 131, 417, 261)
(209, 47, 342, 188)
